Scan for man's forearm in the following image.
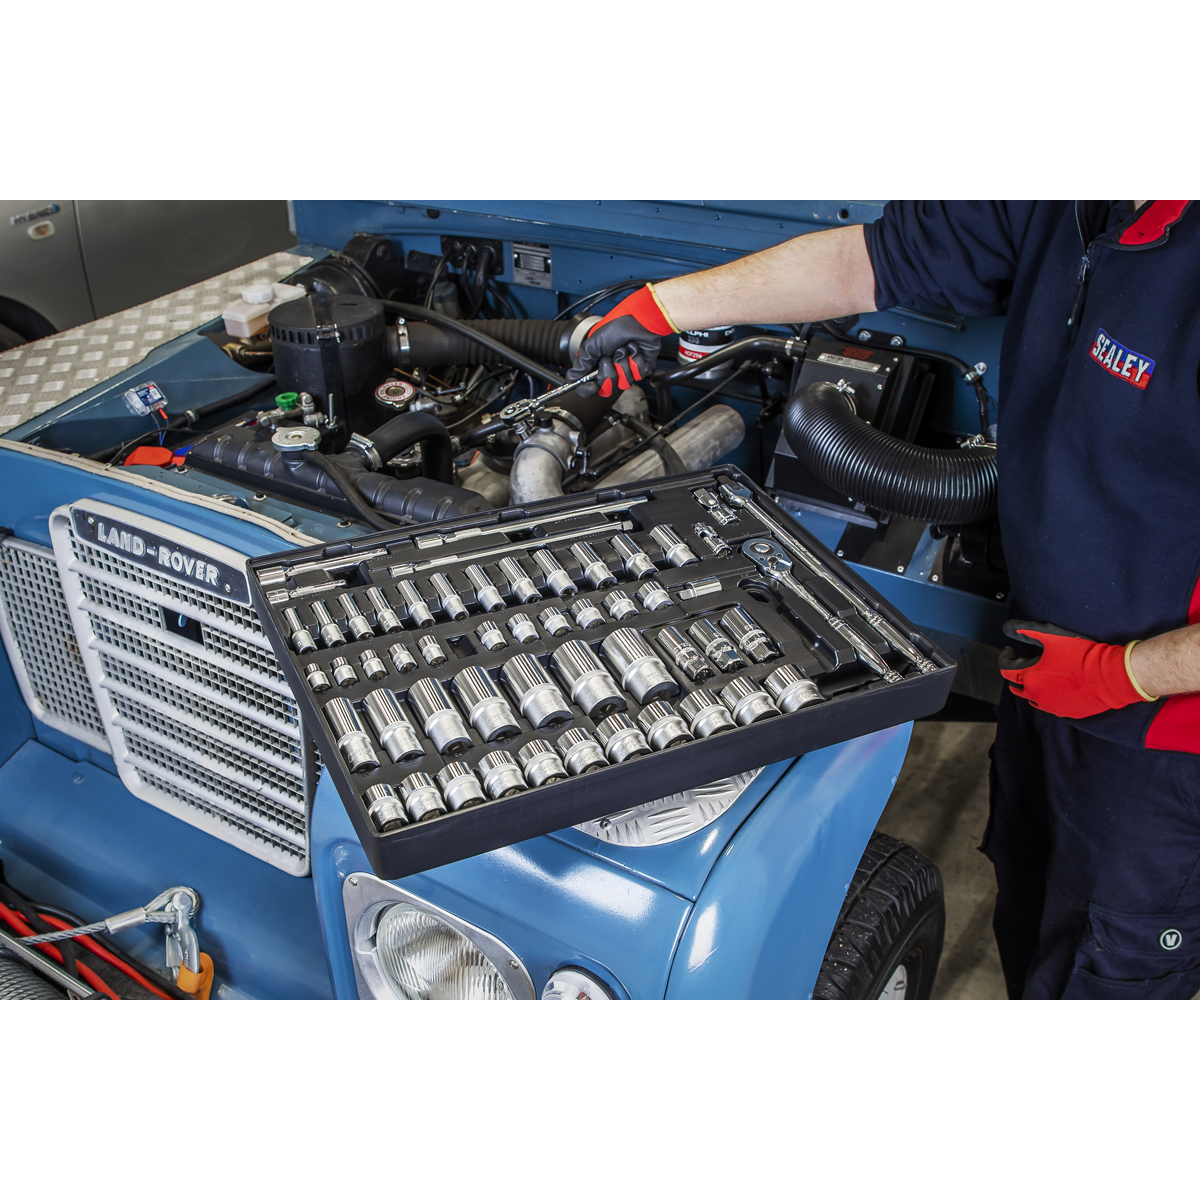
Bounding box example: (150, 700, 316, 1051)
(1130, 624, 1200, 698)
(652, 225, 878, 331)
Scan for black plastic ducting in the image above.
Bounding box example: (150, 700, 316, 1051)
(387, 318, 580, 369)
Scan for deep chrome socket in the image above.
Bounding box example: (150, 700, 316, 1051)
(478, 620, 507, 651)
(330, 656, 358, 688)
(363, 688, 425, 762)
(603, 590, 638, 621)
(365, 586, 402, 634)
(678, 688, 738, 738)
(689, 618, 746, 672)
(518, 739, 568, 788)
(359, 648, 388, 681)
(569, 597, 606, 629)
(595, 713, 652, 763)
(388, 642, 418, 674)
(654, 626, 714, 682)
(498, 556, 541, 605)
(693, 523, 732, 558)
(539, 607, 572, 637)
(649, 524, 699, 568)
(338, 593, 374, 641)
(570, 541, 617, 589)
(396, 579, 434, 629)
(304, 661, 332, 693)
(532, 549, 577, 598)
(764, 664, 825, 712)
(430, 572, 468, 622)
(418, 634, 447, 667)
(284, 607, 317, 654)
(500, 653, 572, 728)
(364, 783, 408, 831)
(635, 580, 673, 612)
(452, 665, 521, 742)
(436, 761, 487, 810)
(550, 640, 626, 718)
(477, 750, 527, 800)
(719, 675, 782, 726)
(506, 613, 539, 644)
(398, 772, 447, 821)
(323, 697, 379, 773)
(637, 701, 694, 751)
(600, 627, 680, 704)
(407, 677, 473, 755)
(464, 564, 505, 613)
(310, 600, 346, 648)
(610, 533, 658, 580)
(557, 727, 608, 775)
(719, 606, 779, 663)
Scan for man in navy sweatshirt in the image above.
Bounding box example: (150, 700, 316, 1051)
(569, 201, 1200, 999)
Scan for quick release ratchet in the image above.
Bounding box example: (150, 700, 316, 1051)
(499, 371, 599, 424)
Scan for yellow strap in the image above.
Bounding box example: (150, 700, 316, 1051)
(1124, 640, 1161, 703)
(645, 282, 682, 334)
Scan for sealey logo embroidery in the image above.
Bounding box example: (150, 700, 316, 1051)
(1089, 328, 1155, 391)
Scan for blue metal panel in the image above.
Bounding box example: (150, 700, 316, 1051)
(0, 642, 34, 769)
(665, 724, 912, 999)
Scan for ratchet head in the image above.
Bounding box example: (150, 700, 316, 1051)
(717, 479, 752, 508)
(741, 538, 791, 578)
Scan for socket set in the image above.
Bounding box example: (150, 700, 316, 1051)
(250, 468, 954, 878)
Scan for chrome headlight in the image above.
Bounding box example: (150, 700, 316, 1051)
(542, 967, 615, 1000)
(344, 873, 535, 1000)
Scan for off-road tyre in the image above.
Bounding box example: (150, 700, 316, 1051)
(813, 831, 945, 1000)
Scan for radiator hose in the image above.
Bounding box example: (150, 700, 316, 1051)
(783, 380, 998, 525)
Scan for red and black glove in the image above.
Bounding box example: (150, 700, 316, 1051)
(998, 619, 1157, 719)
(566, 285, 678, 400)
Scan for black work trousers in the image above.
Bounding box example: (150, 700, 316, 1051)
(983, 687, 1200, 999)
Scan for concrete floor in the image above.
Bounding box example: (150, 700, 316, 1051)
(877, 718, 1008, 1000)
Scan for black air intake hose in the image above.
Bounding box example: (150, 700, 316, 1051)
(783, 380, 998, 525)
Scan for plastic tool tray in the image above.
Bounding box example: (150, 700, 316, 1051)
(250, 467, 955, 878)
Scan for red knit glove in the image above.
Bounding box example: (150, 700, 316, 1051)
(998, 619, 1150, 719)
(566, 285, 678, 399)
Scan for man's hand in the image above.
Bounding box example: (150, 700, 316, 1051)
(566, 285, 677, 399)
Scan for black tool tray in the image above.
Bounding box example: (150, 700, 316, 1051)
(250, 467, 955, 879)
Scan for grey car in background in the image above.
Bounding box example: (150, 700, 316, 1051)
(0, 200, 295, 348)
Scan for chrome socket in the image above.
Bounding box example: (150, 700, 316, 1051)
(452, 665, 521, 742)
(550, 640, 627, 718)
(603, 590, 638, 621)
(339, 593, 374, 641)
(532, 549, 577, 598)
(635, 580, 674, 612)
(364, 783, 409, 832)
(284, 607, 317, 654)
(498, 556, 541, 605)
(407, 677, 474, 755)
(436, 761, 487, 811)
(649, 524, 699, 568)
(396, 579, 434, 629)
(595, 713, 652, 763)
(569, 597, 606, 629)
(719, 675, 782, 726)
(304, 661, 332, 693)
(678, 688, 738, 738)
(365, 586, 402, 634)
(359, 648, 388, 681)
(501, 653, 572, 728)
(610, 533, 657, 580)
(398, 771, 448, 821)
(388, 641, 418, 675)
(693, 523, 732, 558)
(477, 750, 527, 800)
(689, 618, 746, 672)
(637, 701, 694, 751)
(323, 697, 379, 773)
(693, 487, 737, 526)
(330, 656, 358, 688)
(540, 607, 572, 638)
(418, 634, 447, 667)
(600, 627, 680, 705)
(506, 613, 539, 644)
(478, 620, 507, 651)
(570, 541, 617, 589)
(430, 572, 468, 622)
(764, 664, 825, 713)
(518, 739, 569, 788)
(720, 606, 779, 664)
(310, 600, 346, 649)
(556, 727, 608, 775)
(465, 564, 505, 613)
(654, 626, 715, 682)
(363, 688, 425, 762)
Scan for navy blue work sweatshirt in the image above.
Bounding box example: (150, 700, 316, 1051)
(864, 201, 1200, 752)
